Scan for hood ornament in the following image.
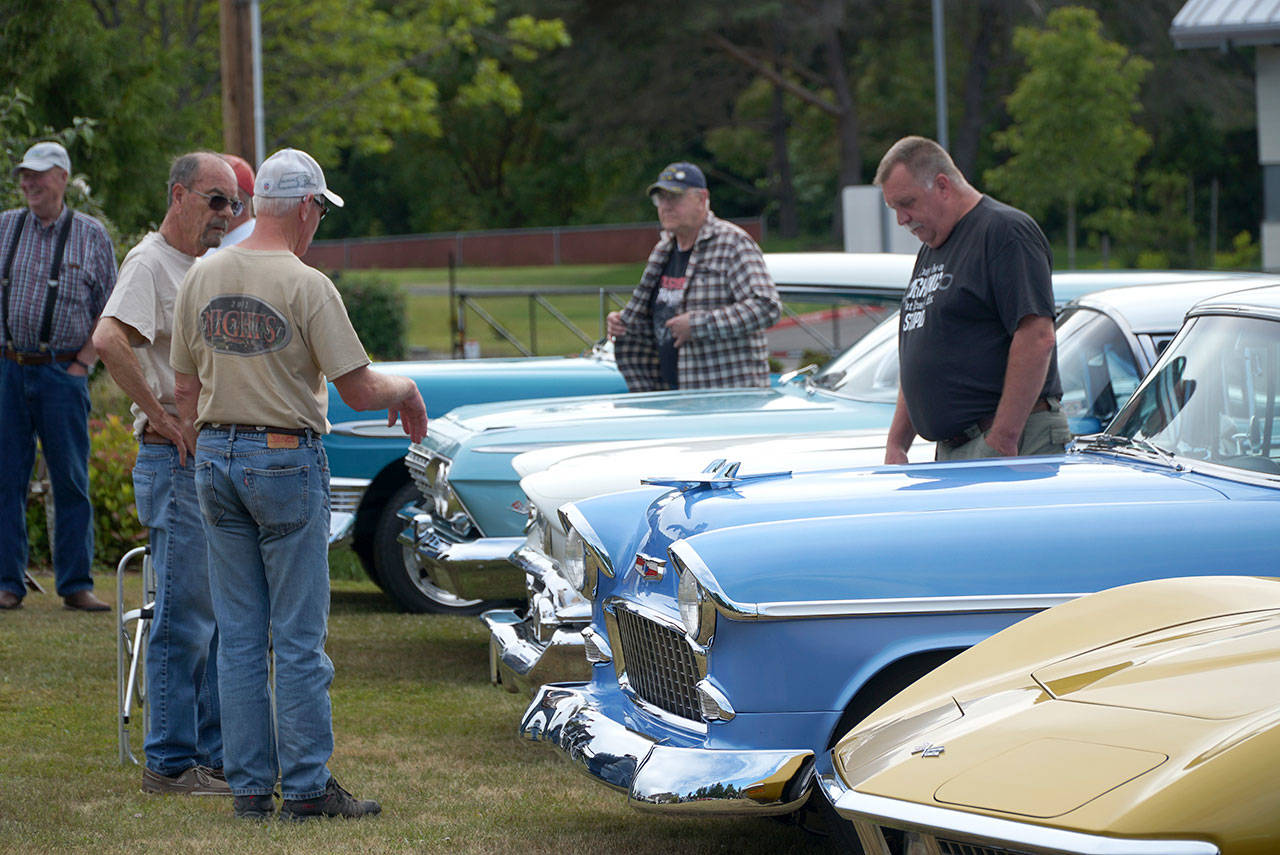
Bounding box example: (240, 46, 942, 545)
(642, 459, 791, 492)
(911, 742, 945, 758)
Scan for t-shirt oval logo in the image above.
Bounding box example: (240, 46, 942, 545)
(199, 295, 292, 355)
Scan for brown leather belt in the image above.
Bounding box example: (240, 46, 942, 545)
(204, 423, 312, 436)
(1, 348, 76, 365)
(140, 427, 173, 445)
(939, 398, 1054, 449)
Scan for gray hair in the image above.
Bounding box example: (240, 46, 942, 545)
(166, 151, 219, 205)
(874, 136, 965, 188)
(253, 196, 304, 217)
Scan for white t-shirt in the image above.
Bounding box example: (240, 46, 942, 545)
(99, 231, 195, 436)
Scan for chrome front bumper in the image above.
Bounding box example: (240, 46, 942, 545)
(482, 608, 591, 694)
(396, 504, 525, 600)
(522, 683, 813, 815)
(814, 754, 1219, 855)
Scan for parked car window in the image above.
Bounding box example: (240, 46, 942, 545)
(812, 315, 900, 402)
(1055, 306, 1143, 433)
(1113, 315, 1280, 474)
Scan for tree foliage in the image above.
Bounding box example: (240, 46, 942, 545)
(985, 6, 1152, 267)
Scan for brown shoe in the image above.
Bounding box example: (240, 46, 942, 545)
(0, 590, 21, 610)
(142, 765, 232, 796)
(62, 590, 110, 612)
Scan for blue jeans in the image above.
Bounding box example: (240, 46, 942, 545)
(134, 442, 221, 775)
(0, 359, 93, 599)
(194, 426, 333, 800)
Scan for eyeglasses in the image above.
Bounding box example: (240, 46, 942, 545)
(311, 195, 328, 222)
(651, 190, 689, 208)
(188, 188, 244, 217)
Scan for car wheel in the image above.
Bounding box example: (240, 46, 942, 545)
(373, 482, 491, 615)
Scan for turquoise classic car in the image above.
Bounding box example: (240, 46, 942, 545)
(324, 251, 914, 595)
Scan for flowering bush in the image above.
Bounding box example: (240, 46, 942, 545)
(26, 414, 147, 572)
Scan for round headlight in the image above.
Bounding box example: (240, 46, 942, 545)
(677, 568, 703, 637)
(562, 527, 586, 591)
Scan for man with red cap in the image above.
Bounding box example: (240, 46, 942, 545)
(204, 154, 255, 253)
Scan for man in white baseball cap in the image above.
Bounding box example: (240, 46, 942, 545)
(171, 146, 421, 821)
(10, 141, 72, 177)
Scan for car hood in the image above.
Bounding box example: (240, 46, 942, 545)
(831, 577, 1280, 839)
(592, 454, 1279, 609)
(518, 429, 935, 509)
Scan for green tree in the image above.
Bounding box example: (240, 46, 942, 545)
(985, 6, 1151, 268)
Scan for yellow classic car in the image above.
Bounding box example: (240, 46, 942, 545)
(817, 575, 1280, 855)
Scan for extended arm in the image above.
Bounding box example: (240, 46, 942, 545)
(985, 313, 1056, 457)
(173, 371, 201, 455)
(332, 365, 428, 443)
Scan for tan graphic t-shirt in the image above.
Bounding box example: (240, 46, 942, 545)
(170, 246, 369, 433)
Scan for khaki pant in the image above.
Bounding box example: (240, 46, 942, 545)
(934, 404, 1072, 461)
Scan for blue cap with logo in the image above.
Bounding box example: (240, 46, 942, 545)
(647, 162, 707, 196)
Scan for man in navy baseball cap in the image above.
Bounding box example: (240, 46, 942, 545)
(646, 161, 707, 196)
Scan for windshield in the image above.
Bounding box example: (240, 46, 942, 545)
(1055, 307, 1144, 434)
(1108, 315, 1280, 475)
(813, 307, 1146, 424)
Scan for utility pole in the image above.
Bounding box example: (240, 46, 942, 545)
(220, 0, 256, 162)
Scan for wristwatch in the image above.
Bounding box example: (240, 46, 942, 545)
(74, 358, 92, 372)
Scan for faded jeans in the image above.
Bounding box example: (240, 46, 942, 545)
(133, 441, 221, 775)
(194, 426, 334, 800)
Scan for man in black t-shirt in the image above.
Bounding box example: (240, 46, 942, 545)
(876, 136, 1070, 463)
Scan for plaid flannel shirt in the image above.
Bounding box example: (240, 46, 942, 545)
(615, 212, 779, 391)
(0, 206, 116, 351)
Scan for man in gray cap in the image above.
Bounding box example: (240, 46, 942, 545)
(0, 141, 116, 611)
(606, 161, 779, 391)
(171, 147, 427, 821)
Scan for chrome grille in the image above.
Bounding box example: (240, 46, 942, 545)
(938, 840, 1033, 855)
(614, 607, 700, 721)
(330, 484, 363, 515)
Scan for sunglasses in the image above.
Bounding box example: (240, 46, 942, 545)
(311, 195, 328, 221)
(188, 188, 244, 217)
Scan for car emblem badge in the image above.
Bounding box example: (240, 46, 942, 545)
(633, 552, 666, 581)
(911, 742, 945, 758)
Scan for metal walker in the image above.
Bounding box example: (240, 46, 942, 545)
(115, 545, 154, 765)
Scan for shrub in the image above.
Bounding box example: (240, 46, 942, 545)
(333, 272, 407, 360)
(25, 414, 147, 572)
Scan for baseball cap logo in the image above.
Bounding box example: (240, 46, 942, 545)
(275, 170, 318, 192)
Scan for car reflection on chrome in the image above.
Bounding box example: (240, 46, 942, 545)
(520, 281, 1280, 818)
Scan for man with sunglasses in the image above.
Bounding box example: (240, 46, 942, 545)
(606, 161, 779, 391)
(94, 151, 241, 796)
(202, 154, 255, 254)
(0, 141, 117, 612)
(171, 147, 426, 821)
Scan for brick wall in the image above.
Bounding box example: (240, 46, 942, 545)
(302, 219, 765, 270)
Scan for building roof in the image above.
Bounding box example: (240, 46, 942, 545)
(1172, 0, 1280, 49)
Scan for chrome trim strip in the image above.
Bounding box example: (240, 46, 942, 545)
(670, 540, 1086, 620)
(818, 769, 1219, 855)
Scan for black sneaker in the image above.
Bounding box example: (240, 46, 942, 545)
(279, 777, 381, 821)
(233, 793, 276, 820)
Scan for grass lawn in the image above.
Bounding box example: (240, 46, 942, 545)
(0, 570, 833, 855)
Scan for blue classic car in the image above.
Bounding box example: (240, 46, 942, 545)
(520, 280, 1280, 817)
(487, 274, 1263, 694)
(399, 270, 1261, 615)
(324, 251, 914, 596)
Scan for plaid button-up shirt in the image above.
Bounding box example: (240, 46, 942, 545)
(0, 206, 116, 351)
(614, 213, 779, 391)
